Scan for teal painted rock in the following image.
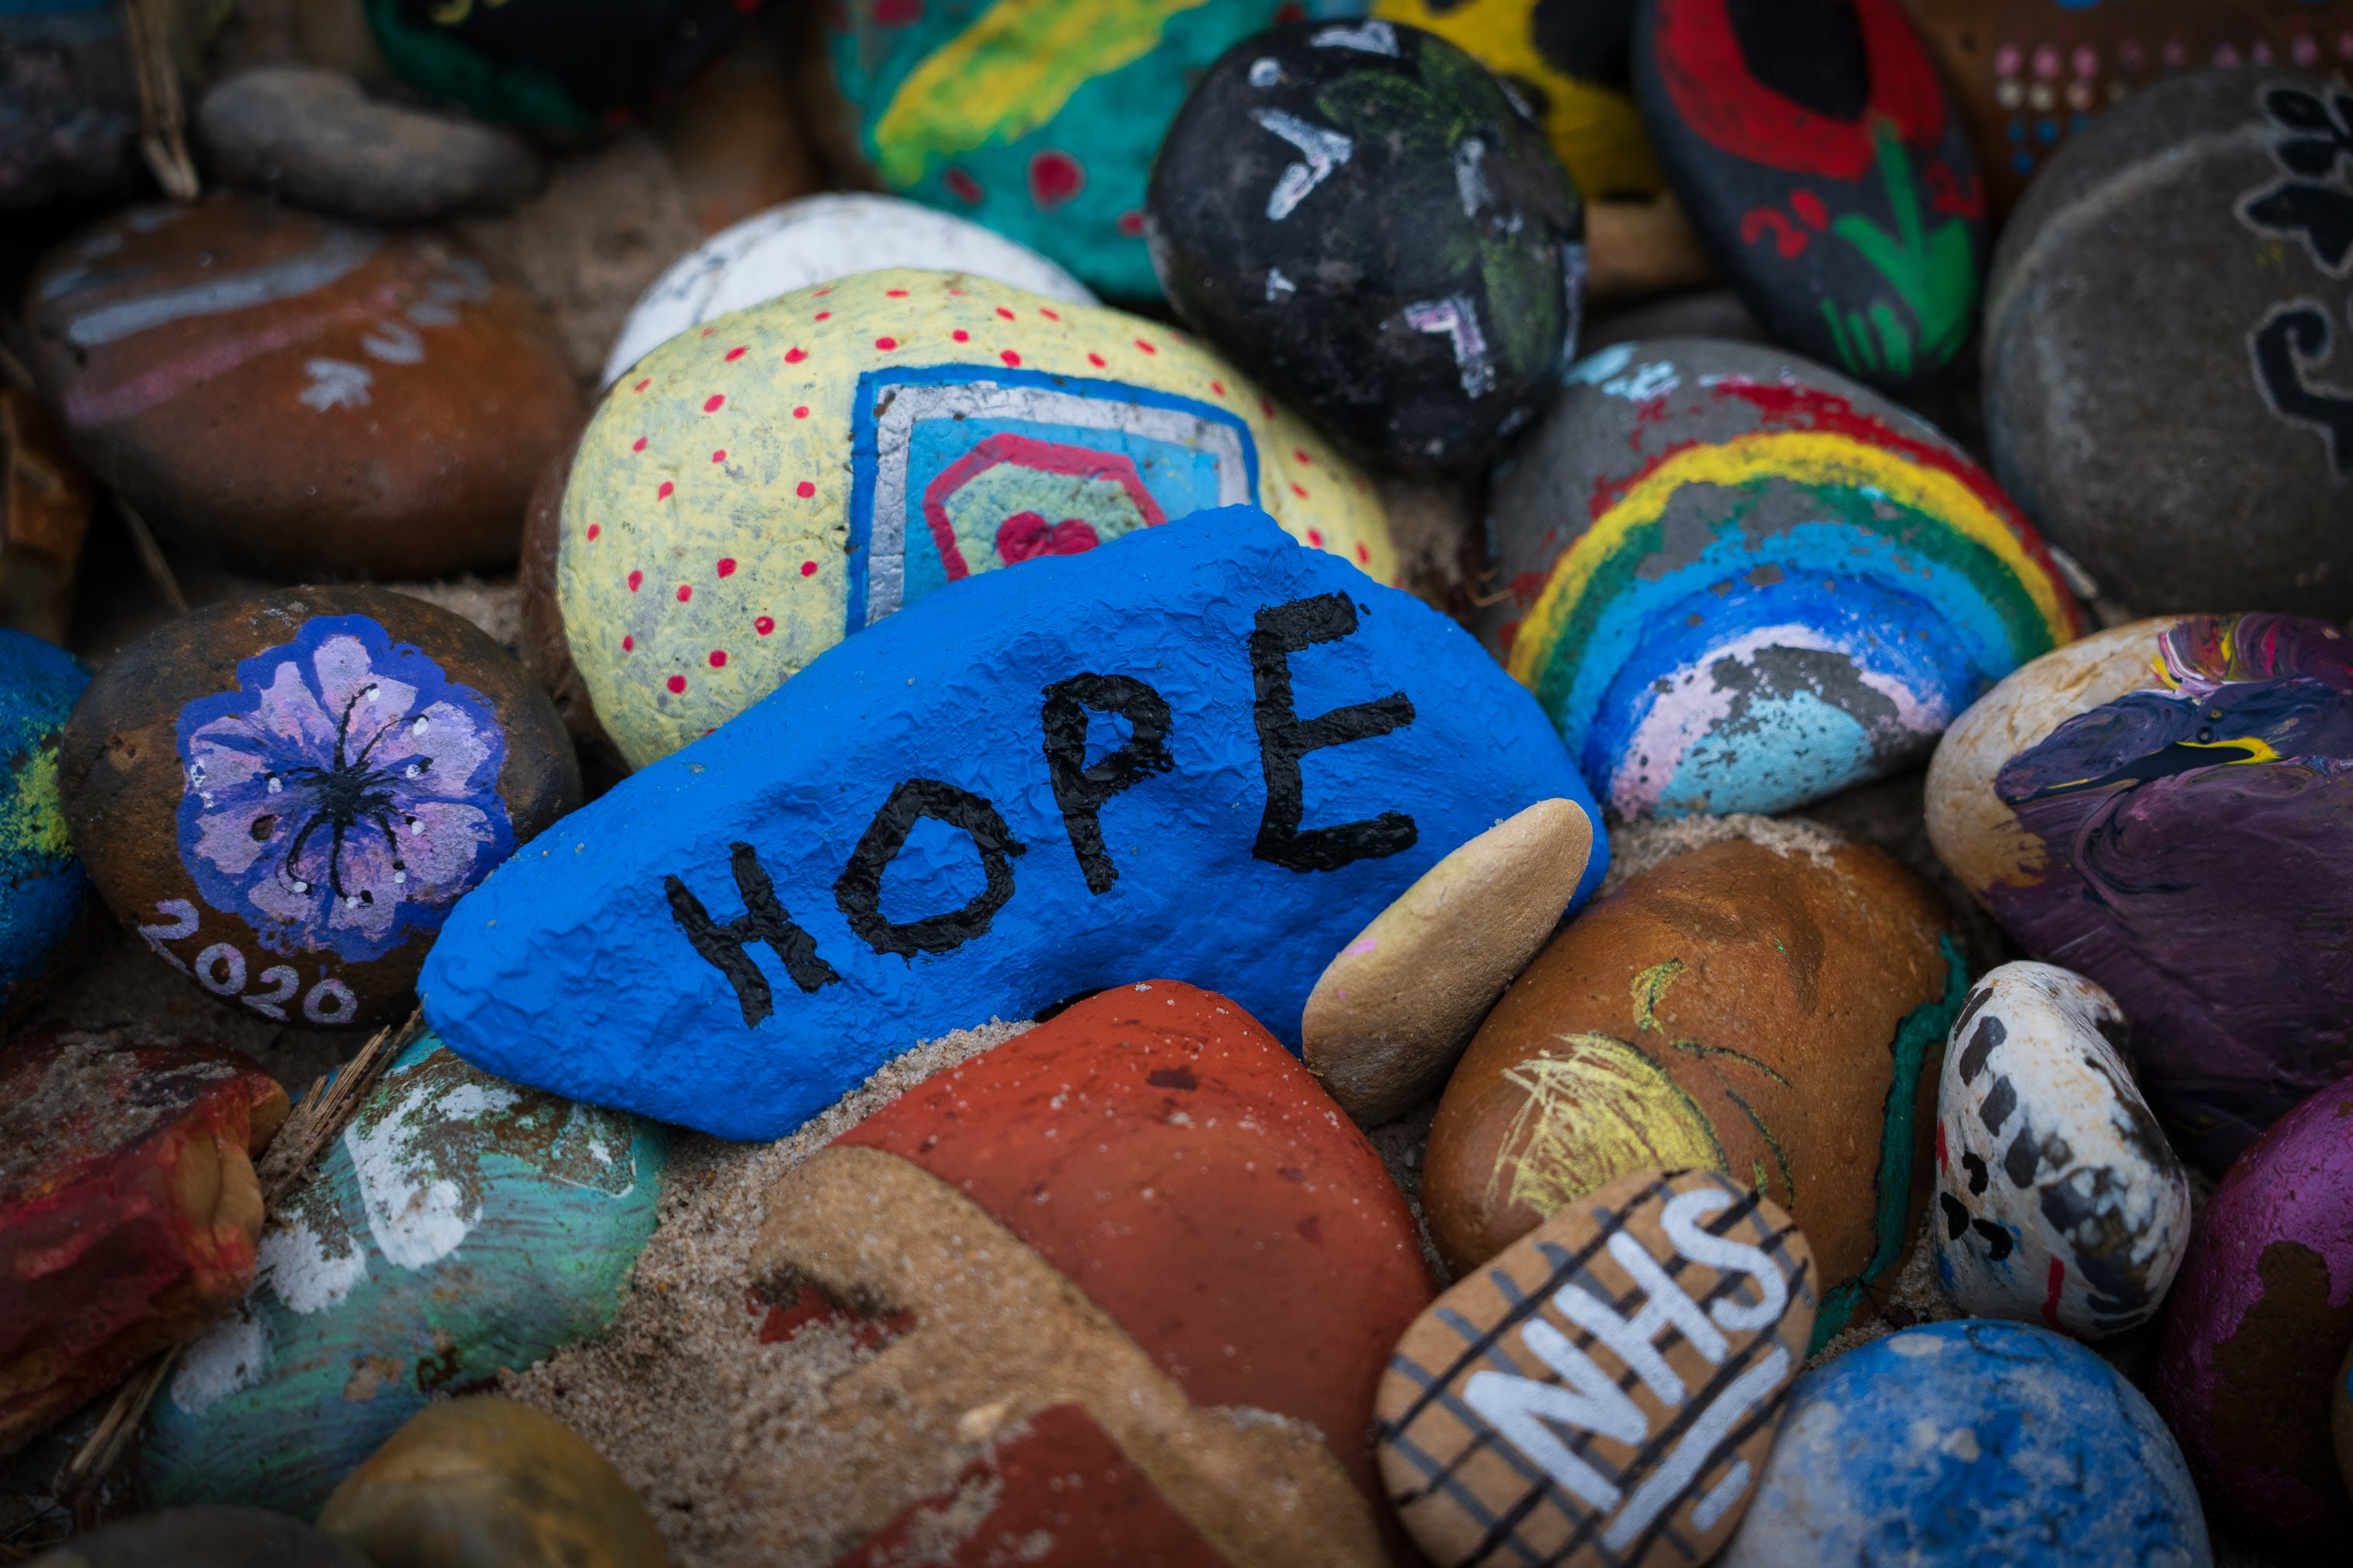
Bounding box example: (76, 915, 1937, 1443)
(818, 0, 1366, 301)
(0, 629, 89, 1020)
(142, 1033, 665, 1518)
(421, 506, 1605, 1141)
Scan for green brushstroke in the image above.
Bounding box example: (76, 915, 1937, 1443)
(1831, 120, 1977, 372)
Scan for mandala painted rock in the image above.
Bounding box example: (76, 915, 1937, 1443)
(61, 589, 581, 1030)
(815, 0, 1361, 300)
(1479, 336, 2078, 820)
(1986, 66, 2353, 619)
(427, 508, 1603, 1139)
(760, 982, 1430, 1561)
(1147, 18, 1585, 472)
(601, 193, 1098, 387)
(1, 1030, 286, 1457)
(1932, 962, 2190, 1339)
(1721, 1320, 2210, 1567)
(1925, 613, 2353, 1172)
(362, 0, 757, 130)
(143, 1031, 666, 1518)
(1425, 829, 1965, 1348)
(563, 267, 1398, 769)
(2152, 1069, 2353, 1550)
(1378, 1168, 1814, 1566)
(25, 196, 580, 580)
(24, 1507, 368, 1568)
(1372, 0, 1662, 200)
(0, 0, 137, 209)
(1632, 0, 1987, 391)
(0, 630, 89, 1020)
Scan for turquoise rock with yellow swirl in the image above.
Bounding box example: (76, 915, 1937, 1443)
(0, 629, 90, 1019)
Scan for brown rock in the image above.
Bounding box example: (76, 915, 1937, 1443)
(24, 195, 580, 579)
(0, 389, 92, 646)
(60, 586, 581, 1029)
(516, 431, 614, 756)
(0, 1027, 286, 1456)
(1423, 832, 1968, 1347)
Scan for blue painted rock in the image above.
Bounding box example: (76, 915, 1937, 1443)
(422, 506, 1606, 1140)
(1147, 18, 1585, 472)
(2152, 1069, 2353, 1549)
(1985, 66, 2353, 620)
(601, 193, 1098, 387)
(143, 1031, 666, 1518)
(0, 629, 89, 1020)
(814, 0, 1363, 301)
(1932, 962, 2189, 1338)
(61, 588, 582, 1030)
(0, 0, 137, 209)
(561, 268, 1396, 769)
(1721, 1319, 2211, 1566)
(1478, 336, 2078, 819)
(1377, 1166, 1815, 1566)
(1632, 0, 1985, 392)
(24, 1506, 369, 1568)
(1926, 614, 2353, 1172)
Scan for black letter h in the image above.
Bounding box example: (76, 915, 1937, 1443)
(666, 843, 840, 1026)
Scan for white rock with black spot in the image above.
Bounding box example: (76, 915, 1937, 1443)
(1933, 961, 2191, 1338)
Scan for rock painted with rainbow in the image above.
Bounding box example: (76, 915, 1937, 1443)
(1480, 337, 2078, 819)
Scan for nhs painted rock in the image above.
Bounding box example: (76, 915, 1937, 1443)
(0, 629, 89, 1021)
(60, 589, 582, 1030)
(1925, 613, 2353, 1172)
(424, 507, 1604, 1141)
(1478, 336, 2078, 820)
(814, 0, 1361, 301)
(562, 267, 1397, 769)
(1720, 1320, 2210, 1567)
(601, 193, 1098, 387)
(143, 1032, 666, 1519)
(1932, 962, 2190, 1339)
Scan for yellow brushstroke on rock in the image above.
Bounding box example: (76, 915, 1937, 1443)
(1629, 957, 1683, 1033)
(874, 0, 1212, 187)
(1485, 1031, 1724, 1222)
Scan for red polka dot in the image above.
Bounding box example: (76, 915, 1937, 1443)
(632, 436, 647, 452)
(1355, 542, 1371, 564)
(875, 336, 898, 351)
(587, 523, 601, 540)
(725, 345, 747, 362)
(815, 310, 832, 321)
(793, 406, 809, 419)
(1294, 448, 1312, 465)
(628, 569, 643, 591)
(667, 675, 687, 694)
(1308, 528, 1324, 546)
(1000, 350, 1022, 367)
(717, 557, 737, 576)
(1028, 149, 1084, 209)
(796, 480, 816, 498)
(886, 289, 910, 298)
(700, 327, 717, 337)
(704, 394, 725, 412)
(996, 306, 1017, 321)
(712, 449, 727, 463)
(1291, 482, 1309, 498)
(677, 583, 693, 602)
(657, 481, 674, 500)
(1087, 352, 1107, 368)
(953, 328, 971, 342)
(709, 649, 729, 667)
(800, 560, 818, 577)
(785, 346, 808, 363)
(632, 378, 650, 393)
(755, 615, 775, 635)
(622, 635, 634, 651)
(1260, 397, 1276, 419)
(1134, 337, 1157, 355)
(1211, 381, 1227, 396)
(948, 287, 966, 296)
(815, 287, 833, 297)
(944, 166, 983, 204)
(1039, 308, 1061, 321)
(1117, 210, 1145, 236)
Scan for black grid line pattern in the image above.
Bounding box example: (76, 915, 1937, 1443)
(1377, 1169, 1818, 1566)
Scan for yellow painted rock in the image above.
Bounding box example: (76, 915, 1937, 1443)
(1373, 0, 1662, 201)
(561, 267, 1399, 767)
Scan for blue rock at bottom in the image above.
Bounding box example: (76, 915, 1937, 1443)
(1721, 1318, 2210, 1567)
(421, 506, 1605, 1139)
(0, 628, 90, 1017)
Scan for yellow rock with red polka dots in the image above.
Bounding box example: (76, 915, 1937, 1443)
(562, 268, 1399, 767)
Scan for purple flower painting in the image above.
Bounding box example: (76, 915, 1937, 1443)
(175, 614, 515, 966)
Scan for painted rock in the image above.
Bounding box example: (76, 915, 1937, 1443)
(25, 1507, 369, 1568)
(755, 981, 1429, 1562)
(1147, 18, 1585, 473)
(1303, 797, 1593, 1126)
(1, 1029, 286, 1456)
(143, 1031, 666, 1518)
(1721, 1320, 2210, 1566)
(0, 0, 136, 209)
(1478, 336, 2078, 821)
(364, 0, 757, 130)
(813, 0, 1361, 301)
(198, 67, 542, 225)
(0, 629, 89, 1021)
(1902, 0, 2353, 217)
(426, 507, 1603, 1139)
(318, 1397, 667, 1568)
(1632, 0, 1987, 392)
(561, 267, 1398, 770)
(601, 193, 1098, 388)
(2151, 1070, 2353, 1549)
(1425, 829, 1965, 1348)
(1378, 1167, 1814, 1565)
(1372, 0, 1662, 200)
(1932, 962, 2190, 1338)
(2, 389, 94, 647)
(1986, 67, 2353, 619)
(25, 196, 581, 580)
(61, 588, 582, 1030)
(1925, 614, 2353, 1172)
